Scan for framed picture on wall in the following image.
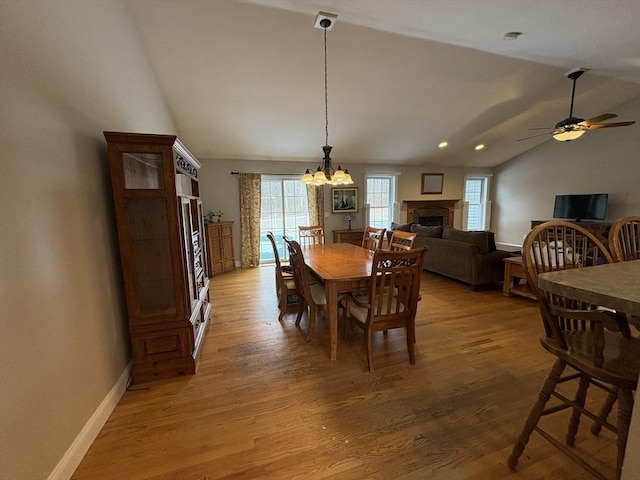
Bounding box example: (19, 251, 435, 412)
(421, 173, 444, 194)
(331, 187, 358, 213)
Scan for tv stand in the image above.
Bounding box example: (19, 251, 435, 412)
(530, 220, 613, 248)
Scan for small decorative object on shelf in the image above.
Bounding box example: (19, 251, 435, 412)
(344, 213, 356, 231)
(206, 210, 223, 223)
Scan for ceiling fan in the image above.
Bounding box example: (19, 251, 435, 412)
(518, 68, 636, 142)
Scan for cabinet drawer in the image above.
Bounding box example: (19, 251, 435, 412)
(131, 327, 193, 364)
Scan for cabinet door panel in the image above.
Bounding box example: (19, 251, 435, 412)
(131, 327, 192, 364)
(179, 198, 198, 308)
(128, 198, 177, 318)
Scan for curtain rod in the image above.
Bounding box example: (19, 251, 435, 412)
(230, 171, 300, 176)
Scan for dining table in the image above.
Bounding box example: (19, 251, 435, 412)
(537, 259, 640, 478)
(301, 242, 374, 361)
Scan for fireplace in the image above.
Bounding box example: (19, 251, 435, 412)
(403, 200, 460, 227)
(418, 215, 444, 226)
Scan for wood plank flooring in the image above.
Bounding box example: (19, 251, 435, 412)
(72, 267, 618, 479)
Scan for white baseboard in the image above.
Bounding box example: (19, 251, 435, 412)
(48, 362, 132, 480)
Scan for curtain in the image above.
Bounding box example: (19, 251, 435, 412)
(239, 173, 261, 268)
(306, 185, 324, 227)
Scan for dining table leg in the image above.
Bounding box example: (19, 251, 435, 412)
(325, 280, 338, 361)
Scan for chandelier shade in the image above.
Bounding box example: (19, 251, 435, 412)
(301, 13, 352, 186)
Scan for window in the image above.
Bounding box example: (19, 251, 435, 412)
(365, 175, 397, 229)
(464, 175, 490, 231)
(260, 176, 309, 263)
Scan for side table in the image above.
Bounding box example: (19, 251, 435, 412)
(503, 256, 536, 300)
(332, 229, 365, 246)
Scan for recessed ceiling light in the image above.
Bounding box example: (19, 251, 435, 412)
(438, 141, 448, 148)
(475, 144, 485, 150)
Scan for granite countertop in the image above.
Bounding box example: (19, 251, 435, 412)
(538, 260, 640, 317)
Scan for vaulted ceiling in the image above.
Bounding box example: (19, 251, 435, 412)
(124, 0, 640, 168)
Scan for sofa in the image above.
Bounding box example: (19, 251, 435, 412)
(388, 222, 513, 289)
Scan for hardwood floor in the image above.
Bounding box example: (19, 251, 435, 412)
(72, 267, 617, 479)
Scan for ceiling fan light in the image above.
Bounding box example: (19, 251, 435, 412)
(553, 129, 586, 142)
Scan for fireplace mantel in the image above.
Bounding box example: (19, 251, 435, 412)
(403, 200, 461, 227)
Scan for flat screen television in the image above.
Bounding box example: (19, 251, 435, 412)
(553, 193, 608, 221)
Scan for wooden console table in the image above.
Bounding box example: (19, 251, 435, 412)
(530, 220, 612, 248)
(503, 256, 535, 300)
(332, 229, 364, 246)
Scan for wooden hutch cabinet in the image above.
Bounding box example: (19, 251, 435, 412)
(105, 132, 211, 384)
(206, 221, 235, 276)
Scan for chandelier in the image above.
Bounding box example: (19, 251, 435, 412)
(301, 12, 353, 186)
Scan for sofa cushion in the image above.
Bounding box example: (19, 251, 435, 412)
(442, 227, 491, 255)
(390, 221, 414, 232)
(410, 225, 443, 249)
(486, 231, 497, 253)
(410, 224, 443, 238)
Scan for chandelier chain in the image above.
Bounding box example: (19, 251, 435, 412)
(301, 13, 352, 186)
(324, 26, 329, 147)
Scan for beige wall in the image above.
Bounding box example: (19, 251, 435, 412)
(493, 95, 640, 247)
(0, 1, 176, 478)
(198, 159, 490, 255)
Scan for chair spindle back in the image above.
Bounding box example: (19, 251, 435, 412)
(609, 215, 640, 262)
(362, 226, 386, 251)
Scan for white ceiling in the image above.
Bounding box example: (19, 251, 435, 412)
(124, 0, 640, 168)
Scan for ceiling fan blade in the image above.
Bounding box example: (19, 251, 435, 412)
(527, 127, 554, 131)
(586, 121, 636, 130)
(582, 113, 617, 125)
(517, 132, 552, 141)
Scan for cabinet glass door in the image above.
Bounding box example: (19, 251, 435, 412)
(195, 199, 208, 278)
(180, 198, 198, 309)
(128, 198, 176, 317)
(122, 152, 164, 189)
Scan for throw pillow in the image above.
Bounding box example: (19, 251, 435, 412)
(410, 224, 443, 238)
(410, 225, 444, 248)
(390, 221, 414, 232)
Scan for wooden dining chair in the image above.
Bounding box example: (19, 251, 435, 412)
(607, 216, 640, 330)
(388, 230, 417, 251)
(508, 221, 638, 480)
(266, 232, 297, 321)
(286, 239, 328, 341)
(361, 226, 386, 252)
(592, 215, 640, 434)
(298, 225, 325, 247)
(344, 247, 427, 371)
(608, 215, 640, 262)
